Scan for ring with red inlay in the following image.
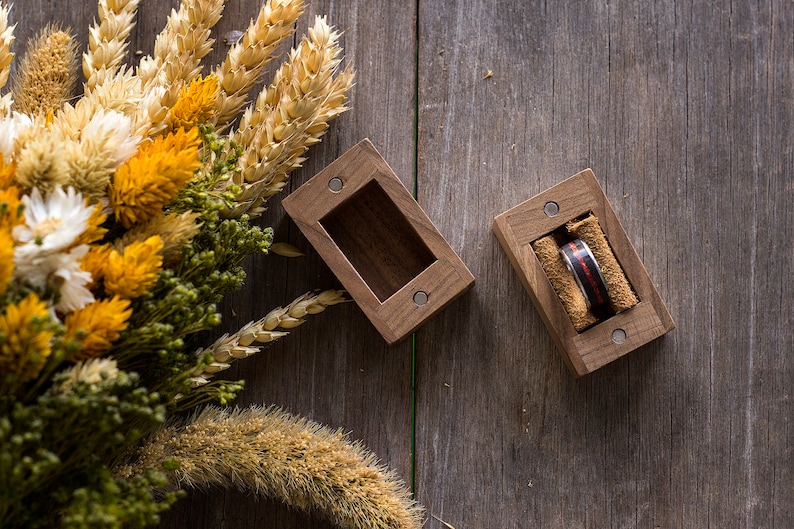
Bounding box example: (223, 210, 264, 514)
(559, 239, 610, 309)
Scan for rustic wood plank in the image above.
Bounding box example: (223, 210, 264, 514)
(416, 1, 793, 528)
(16, 0, 794, 527)
(9, 1, 96, 69)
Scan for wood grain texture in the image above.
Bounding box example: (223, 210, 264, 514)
(284, 139, 474, 344)
(416, 1, 793, 528)
(15, 0, 794, 528)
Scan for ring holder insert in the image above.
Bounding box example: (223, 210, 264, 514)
(493, 169, 674, 377)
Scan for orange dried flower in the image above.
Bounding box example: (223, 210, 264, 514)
(64, 296, 132, 360)
(104, 235, 163, 298)
(108, 127, 202, 228)
(169, 75, 220, 131)
(0, 293, 54, 389)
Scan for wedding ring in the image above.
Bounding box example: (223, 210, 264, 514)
(559, 239, 610, 309)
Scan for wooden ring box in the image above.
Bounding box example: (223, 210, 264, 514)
(493, 169, 675, 376)
(283, 139, 475, 345)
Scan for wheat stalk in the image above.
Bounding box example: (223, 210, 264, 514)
(190, 290, 346, 386)
(117, 405, 423, 529)
(132, 0, 226, 136)
(138, 0, 225, 88)
(224, 15, 354, 218)
(83, 0, 141, 90)
(0, 3, 15, 115)
(212, 0, 305, 128)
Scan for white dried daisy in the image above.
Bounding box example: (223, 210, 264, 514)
(13, 186, 95, 254)
(50, 245, 95, 312)
(13, 187, 97, 311)
(0, 111, 33, 159)
(14, 244, 95, 312)
(55, 358, 120, 395)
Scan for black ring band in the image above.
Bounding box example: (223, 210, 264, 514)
(559, 239, 610, 308)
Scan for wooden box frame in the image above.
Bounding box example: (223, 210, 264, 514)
(493, 169, 674, 376)
(283, 139, 475, 345)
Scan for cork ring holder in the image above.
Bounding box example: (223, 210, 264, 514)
(493, 169, 674, 377)
(286, 142, 672, 375)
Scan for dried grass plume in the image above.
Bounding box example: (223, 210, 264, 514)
(12, 25, 78, 116)
(119, 405, 423, 529)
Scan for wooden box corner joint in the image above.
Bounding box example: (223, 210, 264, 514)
(493, 169, 675, 377)
(282, 138, 475, 345)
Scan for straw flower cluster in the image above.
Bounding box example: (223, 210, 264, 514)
(0, 1, 420, 528)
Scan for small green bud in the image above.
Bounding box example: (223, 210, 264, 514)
(162, 459, 181, 471)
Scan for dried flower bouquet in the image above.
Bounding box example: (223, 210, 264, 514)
(0, 1, 420, 528)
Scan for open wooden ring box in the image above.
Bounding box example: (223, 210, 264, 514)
(283, 139, 475, 345)
(493, 169, 675, 377)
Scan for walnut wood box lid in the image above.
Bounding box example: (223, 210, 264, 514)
(283, 139, 475, 345)
(493, 169, 675, 376)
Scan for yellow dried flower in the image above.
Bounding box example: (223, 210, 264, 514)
(104, 235, 163, 298)
(0, 185, 23, 231)
(108, 127, 201, 228)
(79, 243, 113, 287)
(0, 153, 14, 188)
(12, 25, 78, 117)
(0, 293, 54, 390)
(117, 211, 201, 263)
(64, 296, 132, 361)
(168, 75, 220, 131)
(0, 228, 13, 296)
(74, 203, 108, 246)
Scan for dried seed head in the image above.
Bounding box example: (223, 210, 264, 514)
(83, 0, 141, 90)
(225, 16, 354, 218)
(121, 405, 424, 529)
(212, 0, 305, 128)
(190, 290, 346, 383)
(13, 25, 79, 117)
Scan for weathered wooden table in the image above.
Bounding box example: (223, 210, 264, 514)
(22, 0, 793, 527)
